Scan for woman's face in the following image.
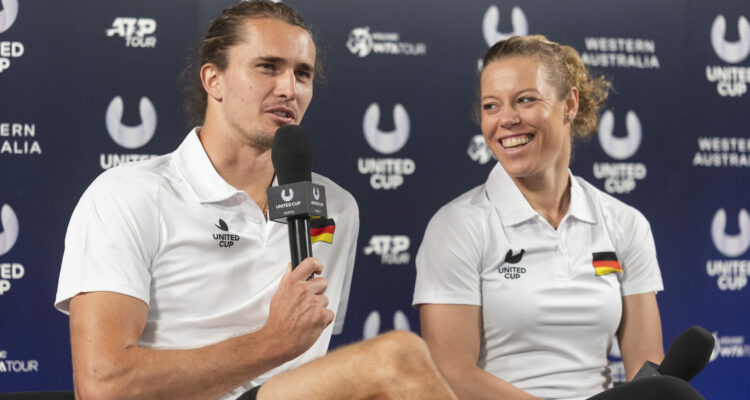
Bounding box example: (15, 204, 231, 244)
(480, 56, 577, 181)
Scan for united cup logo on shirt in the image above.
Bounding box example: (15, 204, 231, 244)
(706, 14, 750, 97)
(357, 103, 415, 190)
(106, 17, 158, 48)
(0, 204, 25, 296)
(705, 208, 750, 291)
(592, 110, 647, 194)
(0, 0, 25, 74)
(101, 95, 159, 170)
(363, 235, 411, 265)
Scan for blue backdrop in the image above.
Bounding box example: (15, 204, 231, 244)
(1, 0, 748, 397)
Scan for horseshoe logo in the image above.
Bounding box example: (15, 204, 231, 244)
(711, 208, 750, 258)
(105, 96, 158, 149)
(711, 15, 750, 64)
(0, 204, 19, 257)
(363, 103, 410, 155)
(482, 6, 528, 47)
(313, 187, 320, 200)
(0, 0, 19, 34)
(363, 310, 412, 339)
(281, 189, 294, 202)
(598, 110, 642, 160)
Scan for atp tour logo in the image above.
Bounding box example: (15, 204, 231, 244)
(363, 235, 411, 265)
(101, 96, 159, 170)
(706, 14, 750, 97)
(467, 134, 495, 165)
(346, 27, 426, 58)
(0, 350, 39, 374)
(592, 110, 647, 194)
(363, 310, 411, 339)
(482, 5, 528, 47)
(0, 204, 25, 296)
(0, 0, 24, 74)
(581, 36, 660, 69)
(0, 122, 41, 155)
(705, 208, 750, 291)
(709, 332, 750, 361)
(357, 103, 415, 190)
(106, 17, 157, 48)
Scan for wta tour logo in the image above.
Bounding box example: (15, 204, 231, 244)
(0, 204, 25, 296)
(346, 27, 426, 58)
(706, 208, 750, 291)
(357, 103, 415, 190)
(593, 110, 647, 194)
(467, 134, 495, 165)
(706, 14, 750, 97)
(101, 96, 159, 170)
(363, 310, 411, 339)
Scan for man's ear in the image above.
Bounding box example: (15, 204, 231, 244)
(565, 86, 579, 121)
(200, 63, 223, 102)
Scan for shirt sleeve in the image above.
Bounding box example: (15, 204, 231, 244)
(332, 197, 359, 335)
(413, 204, 484, 306)
(55, 169, 159, 314)
(611, 206, 664, 297)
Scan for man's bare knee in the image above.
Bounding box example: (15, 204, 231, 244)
(370, 331, 434, 375)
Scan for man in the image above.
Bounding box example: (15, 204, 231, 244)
(54, 1, 457, 399)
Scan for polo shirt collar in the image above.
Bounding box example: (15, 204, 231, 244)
(174, 128, 244, 204)
(485, 163, 597, 226)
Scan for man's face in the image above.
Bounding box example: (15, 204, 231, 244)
(218, 18, 315, 149)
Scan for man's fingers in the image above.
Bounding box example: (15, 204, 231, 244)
(289, 257, 323, 281)
(305, 276, 328, 295)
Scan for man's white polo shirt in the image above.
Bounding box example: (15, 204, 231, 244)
(55, 129, 359, 397)
(413, 163, 663, 400)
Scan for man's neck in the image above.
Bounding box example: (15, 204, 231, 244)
(197, 123, 275, 214)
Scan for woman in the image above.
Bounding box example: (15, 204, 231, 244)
(413, 35, 665, 399)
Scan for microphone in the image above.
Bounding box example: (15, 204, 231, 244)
(633, 325, 715, 382)
(267, 125, 327, 269)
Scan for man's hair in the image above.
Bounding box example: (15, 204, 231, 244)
(183, 0, 322, 127)
(478, 35, 611, 139)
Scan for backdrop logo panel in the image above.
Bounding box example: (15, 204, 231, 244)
(467, 134, 495, 165)
(106, 17, 157, 48)
(0, 204, 25, 296)
(362, 310, 411, 339)
(693, 136, 750, 168)
(592, 110, 647, 194)
(482, 5, 528, 46)
(0, 349, 38, 374)
(709, 331, 750, 361)
(363, 234, 411, 265)
(0, 0, 23, 74)
(0, 0, 18, 34)
(706, 208, 750, 291)
(357, 103, 415, 190)
(101, 96, 159, 170)
(346, 26, 426, 57)
(0, 122, 40, 155)
(706, 14, 750, 97)
(581, 37, 660, 69)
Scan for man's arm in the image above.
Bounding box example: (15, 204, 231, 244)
(70, 258, 333, 400)
(419, 304, 540, 400)
(617, 292, 665, 381)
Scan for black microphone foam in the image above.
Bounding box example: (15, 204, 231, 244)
(658, 326, 715, 382)
(272, 125, 312, 184)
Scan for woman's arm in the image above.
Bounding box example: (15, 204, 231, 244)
(419, 304, 540, 400)
(617, 292, 665, 381)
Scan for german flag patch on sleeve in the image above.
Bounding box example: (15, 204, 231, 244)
(310, 217, 335, 244)
(592, 251, 622, 275)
